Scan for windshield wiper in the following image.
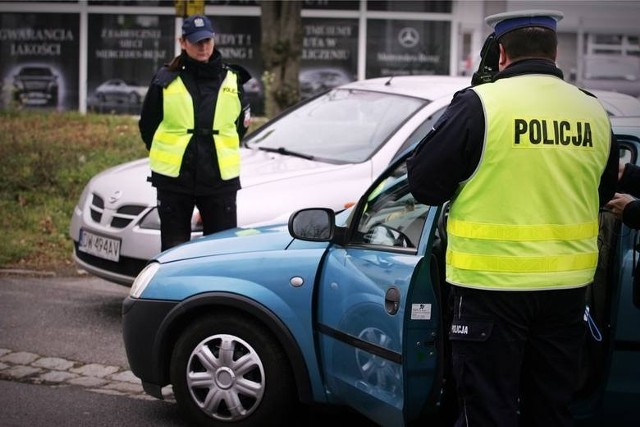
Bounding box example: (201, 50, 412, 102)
(257, 146, 315, 160)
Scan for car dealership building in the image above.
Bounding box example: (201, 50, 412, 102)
(0, 0, 638, 114)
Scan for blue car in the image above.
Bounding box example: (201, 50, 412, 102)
(122, 116, 640, 427)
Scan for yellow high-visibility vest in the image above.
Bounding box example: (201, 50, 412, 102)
(446, 75, 611, 291)
(149, 71, 241, 180)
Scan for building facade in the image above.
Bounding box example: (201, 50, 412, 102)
(1, 0, 638, 115)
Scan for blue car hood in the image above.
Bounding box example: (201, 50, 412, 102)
(155, 223, 294, 263)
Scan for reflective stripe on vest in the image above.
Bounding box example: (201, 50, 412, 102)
(149, 72, 241, 179)
(446, 75, 611, 291)
(213, 71, 241, 180)
(149, 78, 193, 177)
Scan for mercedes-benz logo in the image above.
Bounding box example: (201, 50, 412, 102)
(108, 190, 122, 204)
(398, 27, 420, 48)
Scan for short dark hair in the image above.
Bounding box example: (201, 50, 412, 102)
(499, 26, 557, 61)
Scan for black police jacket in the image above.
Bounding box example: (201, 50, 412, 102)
(139, 49, 250, 196)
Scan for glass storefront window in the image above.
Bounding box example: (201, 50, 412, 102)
(87, 14, 174, 115)
(0, 13, 79, 111)
(366, 19, 450, 78)
(367, 1, 451, 13)
(301, 18, 358, 100)
(211, 15, 263, 113)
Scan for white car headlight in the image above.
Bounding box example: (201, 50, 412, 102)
(76, 183, 92, 210)
(130, 262, 160, 298)
(139, 207, 160, 230)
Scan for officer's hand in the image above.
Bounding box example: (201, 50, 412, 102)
(606, 192, 635, 218)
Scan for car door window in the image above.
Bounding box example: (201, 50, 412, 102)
(351, 160, 430, 250)
(396, 106, 447, 156)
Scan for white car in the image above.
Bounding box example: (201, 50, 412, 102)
(590, 89, 640, 116)
(70, 76, 638, 285)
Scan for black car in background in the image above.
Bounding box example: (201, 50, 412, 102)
(13, 65, 59, 107)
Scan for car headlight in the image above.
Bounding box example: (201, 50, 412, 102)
(139, 207, 161, 230)
(130, 262, 160, 298)
(76, 184, 92, 211)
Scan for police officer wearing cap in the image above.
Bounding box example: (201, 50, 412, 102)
(407, 9, 618, 427)
(139, 14, 251, 251)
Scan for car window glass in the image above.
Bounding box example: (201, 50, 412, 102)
(397, 106, 447, 155)
(351, 160, 430, 250)
(245, 88, 427, 163)
(618, 137, 637, 164)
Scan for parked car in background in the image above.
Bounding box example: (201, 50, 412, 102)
(575, 54, 640, 97)
(70, 75, 471, 285)
(299, 67, 353, 99)
(13, 65, 59, 107)
(242, 76, 264, 115)
(70, 76, 640, 286)
(94, 78, 148, 105)
(122, 116, 640, 427)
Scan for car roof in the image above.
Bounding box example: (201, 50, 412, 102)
(611, 115, 640, 129)
(589, 90, 640, 116)
(339, 75, 472, 101)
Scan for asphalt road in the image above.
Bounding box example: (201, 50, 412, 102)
(0, 273, 129, 367)
(2, 272, 636, 426)
(0, 272, 376, 426)
(0, 379, 189, 427)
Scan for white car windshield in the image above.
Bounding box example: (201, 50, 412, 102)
(245, 88, 427, 164)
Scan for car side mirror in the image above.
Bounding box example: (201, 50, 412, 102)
(288, 208, 335, 242)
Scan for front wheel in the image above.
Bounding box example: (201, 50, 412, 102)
(128, 92, 140, 104)
(170, 313, 297, 427)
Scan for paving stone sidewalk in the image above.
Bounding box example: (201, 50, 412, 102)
(0, 348, 174, 401)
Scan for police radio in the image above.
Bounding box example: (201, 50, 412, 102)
(471, 33, 500, 86)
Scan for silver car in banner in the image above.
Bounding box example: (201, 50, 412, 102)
(69, 76, 640, 286)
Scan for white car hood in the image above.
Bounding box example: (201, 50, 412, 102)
(88, 147, 370, 226)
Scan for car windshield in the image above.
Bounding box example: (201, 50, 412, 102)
(245, 88, 427, 164)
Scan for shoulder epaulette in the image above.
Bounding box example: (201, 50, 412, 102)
(224, 63, 251, 84)
(153, 67, 180, 88)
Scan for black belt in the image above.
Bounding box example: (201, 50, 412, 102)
(187, 128, 219, 136)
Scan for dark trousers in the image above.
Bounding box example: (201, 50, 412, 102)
(157, 189, 237, 251)
(449, 285, 587, 427)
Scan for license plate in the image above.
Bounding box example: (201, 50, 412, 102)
(79, 229, 121, 262)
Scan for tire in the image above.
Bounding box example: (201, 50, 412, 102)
(128, 92, 140, 104)
(170, 313, 297, 427)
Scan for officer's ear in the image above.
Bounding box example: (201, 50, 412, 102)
(498, 43, 508, 71)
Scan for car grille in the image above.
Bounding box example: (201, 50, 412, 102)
(24, 81, 50, 90)
(89, 193, 147, 229)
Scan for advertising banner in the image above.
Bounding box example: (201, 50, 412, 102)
(87, 14, 174, 115)
(0, 13, 79, 110)
(300, 18, 358, 99)
(211, 15, 263, 113)
(366, 19, 450, 78)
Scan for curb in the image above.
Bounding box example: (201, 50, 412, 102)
(0, 348, 174, 401)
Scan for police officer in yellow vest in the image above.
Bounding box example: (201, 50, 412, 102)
(139, 14, 250, 251)
(407, 10, 619, 427)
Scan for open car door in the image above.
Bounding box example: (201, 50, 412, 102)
(315, 158, 446, 426)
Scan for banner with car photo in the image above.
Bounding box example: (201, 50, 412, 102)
(87, 14, 174, 115)
(0, 13, 79, 111)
